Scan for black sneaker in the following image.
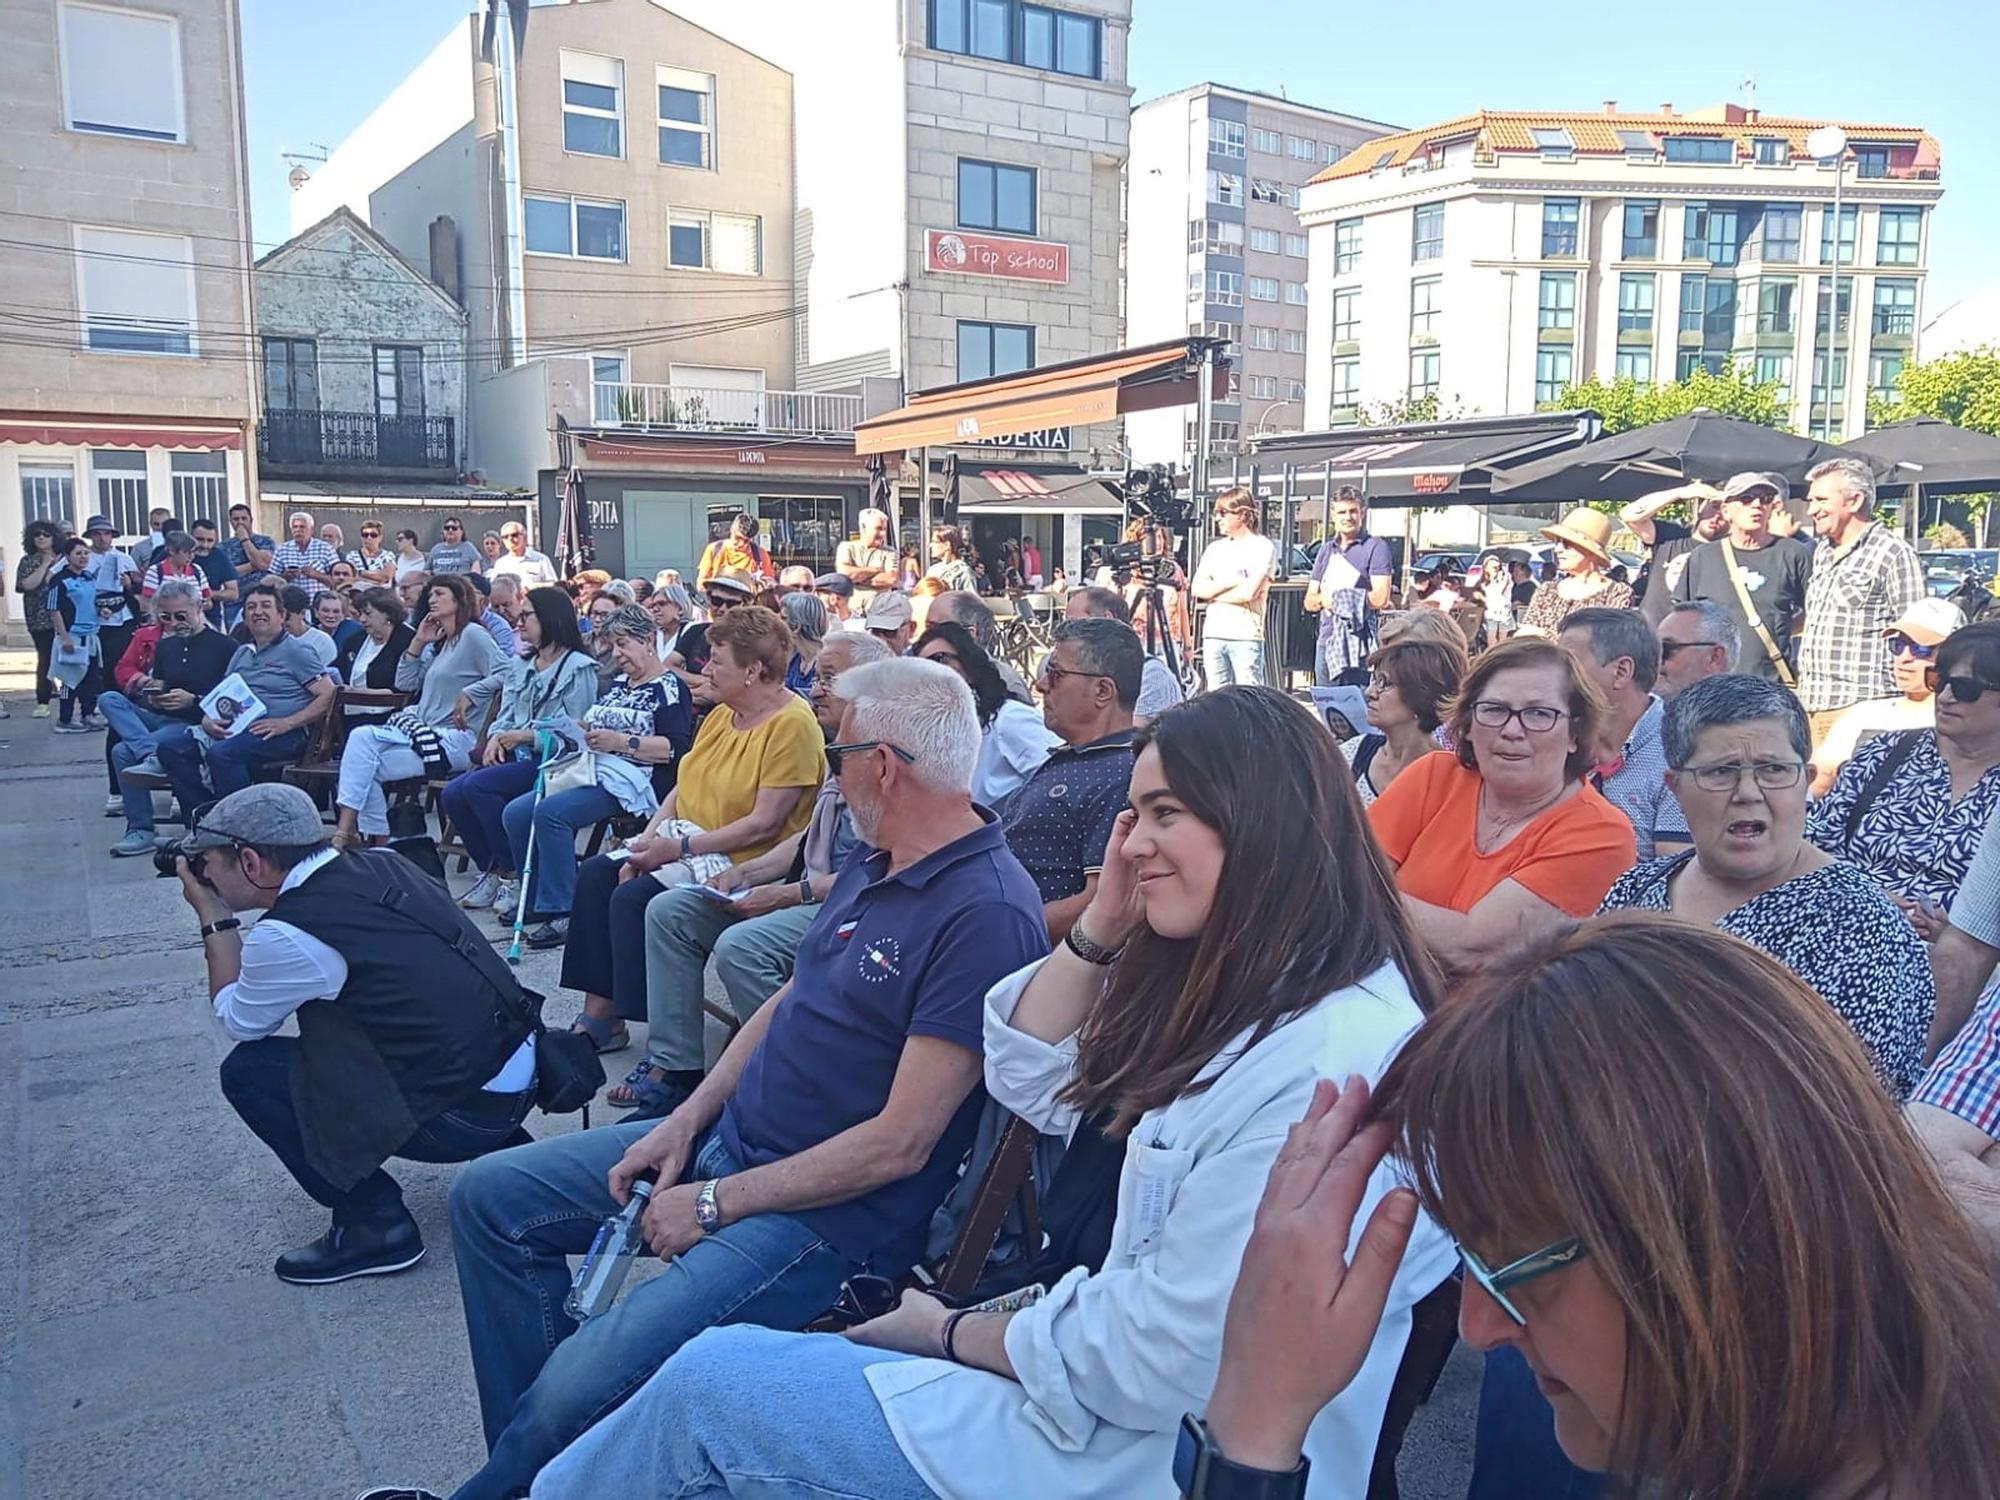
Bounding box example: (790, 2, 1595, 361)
(524, 918, 569, 949)
(274, 1215, 425, 1285)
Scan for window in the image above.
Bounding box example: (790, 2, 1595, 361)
(1870, 351, 1906, 405)
(960, 159, 1036, 235)
(1408, 349, 1440, 400)
(59, 2, 183, 141)
(1332, 288, 1359, 342)
(21, 463, 77, 530)
(1286, 378, 1306, 400)
(1206, 170, 1242, 206)
(1251, 128, 1281, 154)
(1679, 350, 1729, 380)
(1412, 202, 1443, 261)
(1193, 219, 1245, 255)
(1878, 207, 1921, 266)
(92, 451, 149, 537)
(1617, 128, 1657, 160)
(560, 50, 622, 158)
(1203, 269, 1242, 306)
(1615, 349, 1653, 383)
(1755, 353, 1793, 401)
(1815, 276, 1854, 336)
(956, 320, 1034, 381)
(1249, 177, 1284, 204)
(1536, 347, 1573, 405)
(1323, 141, 1342, 164)
(1760, 204, 1801, 263)
(1679, 273, 1707, 335)
(1663, 136, 1734, 164)
(1246, 374, 1279, 400)
(1284, 233, 1308, 258)
(657, 67, 714, 168)
(74, 225, 193, 354)
(1410, 278, 1441, 339)
(1818, 205, 1857, 266)
(1248, 325, 1278, 350)
(263, 337, 318, 412)
(1757, 278, 1797, 334)
(1284, 281, 1308, 305)
(1853, 145, 1891, 179)
(1873, 278, 1917, 336)
(1209, 118, 1246, 158)
(1288, 135, 1317, 161)
(1684, 202, 1739, 265)
(1248, 276, 1279, 302)
(1531, 126, 1575, 159)
(1541, 199, 1580, 258)
(1702, 278, 1738, 342)
(1283, 329, 1306, 354)
(1812, 351, 1849, 407)
(668, 209, 762, 274)
(1753, 137, 1789, 166)
(1282, 185, 1301, 209)
(1332, 357, 1361, 408)
(1249, 227, 1281, 254)
(1334, 217, 1362, 273)
(930, 0, 1101, 78)
(372, 345, 424, 420)
(524, 195, 626, 261)
(1622, 199, 1660, 259)
(1617, 273, 1655, 334)
(170, 451, 226, 515)
(589, 352, 630, 423)
(1538, 272, 1576, 332)
(1200, 318, 1240, 356)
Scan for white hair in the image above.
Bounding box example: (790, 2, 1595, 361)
(823, 631, 891, 669)
(1806, 457, 1878, 516)
(288, 510, 314, 526)
(859, 507, 889, 531)
(152, 579, 203, 609)
(833, 657, 979, 796)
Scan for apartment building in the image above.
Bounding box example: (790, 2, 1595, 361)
(1126, 83, 1397, 466)
(1297, 103, 1943, 440)
(0, 0, 258, 630)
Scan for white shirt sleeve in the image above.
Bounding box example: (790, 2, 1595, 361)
(980, 959, 1083, 1137)
(213, 918, 349, 1041)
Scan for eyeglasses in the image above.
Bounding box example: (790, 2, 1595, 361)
(1459, 1236, 1587, 1328)
(1676, 760, 1806, 793)
(1927, 667, 1999, 703)
(1037, 659, 1114, 688)
(1658, 639, 1721, 660)
(824, 739, 918, 776)
(1886, 633, 1938, 660)
(1366, 672, 1397, 692)
(1470, 700, 1567, 734)
(706, 593, 744, 611)
(360, 529, 381, 539)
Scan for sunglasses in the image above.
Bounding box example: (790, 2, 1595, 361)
(706, 593, 745, 611)
(1658, 639, 1721, 660)
(1887, 633, 1939, 660)
(1459, 1235, 1588, 1327)
(1926, 666, 2000, 702)
(824, 739, 917, 776)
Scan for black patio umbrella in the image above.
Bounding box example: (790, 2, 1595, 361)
(1489, 410, 1844, 503)
(1837, 417, 2000, 495)
(552, 416, 594, 575)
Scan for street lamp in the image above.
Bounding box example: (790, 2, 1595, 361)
(1806, 124, 1849, 439)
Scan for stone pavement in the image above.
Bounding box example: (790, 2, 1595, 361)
(0, 644, 1477, 1500)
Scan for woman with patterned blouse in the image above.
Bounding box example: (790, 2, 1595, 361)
(1515, 508, 1635, 637)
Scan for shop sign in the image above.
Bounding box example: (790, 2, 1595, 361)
(965, 427, 1071, 451)
(1411, 473, 1453, 495)
(925, 229, 1070, 284)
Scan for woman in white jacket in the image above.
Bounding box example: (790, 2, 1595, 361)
(530, 686, 1456, 1500)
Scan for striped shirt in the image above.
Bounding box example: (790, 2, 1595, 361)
(269, 537, 339, 600)
(1915, 809, 2000, 1133)
(1797, 523, 1924, 712)
(1591, 695, 1688, 860)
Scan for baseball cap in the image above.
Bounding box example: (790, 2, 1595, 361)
(813, 572, 855, 598)
(865, 591, 912, 631)
(1884, 595, 1966, 647)
(83, 514, 117, 535)
(180, 783, 329, 854)
(705, 568, 758, 598)
(1719, 472, 1789, 502)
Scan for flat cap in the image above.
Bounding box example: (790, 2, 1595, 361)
(182, 783, 329, 854)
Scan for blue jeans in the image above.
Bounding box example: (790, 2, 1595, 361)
(1203, 635, 1265, 688)
(156, 720, 310, 822)
(532, 1324, 936, 1500)
(1466, 1347, 1604, 1500)
(97, 689, 174, 751)
(102, 692, 177, 832)
(502, 783, 620, 917)
(446, 1121, 860, 1500)
(441, 758, 539, 874)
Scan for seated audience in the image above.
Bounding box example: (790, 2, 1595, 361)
(396, 568, 431, 620)
(1654, 598, 1740, 700)
(1197, 916, 2000, 1500)
(437, 587, 599, 915)
(313, 590, 363, 662)
(1367, 636, 1636, 976)
(465, 570, 518, 657)
(1600, 674, 1932, 1096)
(561, 607, 824, 1115)
(814, 571, 855, 626)
(1557, 606, 1691, 858)
(1807, 619, 2000, 913)
(776, 563, 817, 596)
(181, 784, 536, 1285)
(528, 687, 1455, 1500)
(1811, 596, 1964, 794)
(1008, 618, 1143, 939)
(334, 587, 415, 691)
(780, 591, 827, 697)
(280, 584, 337, 669)
(915, 619, 1057, 814)
(930, 589, 1032, 702)
(910, 575, 949, 636)
(375, 656, 1045, 1500)
(1341, 633, 1467, 807)
(332, 575, 506, 849)
(865, 589, 916, 656)
(1066, 585, 1184, 722)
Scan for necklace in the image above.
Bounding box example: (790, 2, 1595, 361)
(1475, 781, 1567, 853)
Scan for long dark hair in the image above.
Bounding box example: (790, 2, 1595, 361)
(1063, 687, 1438, 1134)
(524, 583, 588, 656)
(426, 573, 479, 641)
(915, 619, 1008, 728)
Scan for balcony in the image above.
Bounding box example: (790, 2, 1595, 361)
(591, 382, 862, 438)
(259, 410, 457, 479)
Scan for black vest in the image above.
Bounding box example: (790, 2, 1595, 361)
(268, 850, 535, 1191)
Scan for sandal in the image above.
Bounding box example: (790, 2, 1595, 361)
(569, 1013, 630, 1054)
(606, 1060, 682, 1112)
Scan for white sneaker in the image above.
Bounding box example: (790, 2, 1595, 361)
(32, 704, 51, 718)
(491, 879, 522, 922)
(103, 794, 123, 817)
(459, 871, 501, 909)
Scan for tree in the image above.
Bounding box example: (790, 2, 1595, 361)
(1873, 346, 2000, 543)
(1357, 391, 1474, 427)
(1553, 366, 1791, 435)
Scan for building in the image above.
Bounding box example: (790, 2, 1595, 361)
(1125, 83, 1397, 466)
(1297, 103, 1943, 441)
(0, 0, 258, 630)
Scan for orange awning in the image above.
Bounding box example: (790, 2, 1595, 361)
(853, 338, 1225, 456)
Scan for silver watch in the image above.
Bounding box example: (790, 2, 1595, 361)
(694, 1178, 722, 1233)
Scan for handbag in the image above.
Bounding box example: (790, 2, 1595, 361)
(544, 747, 599, 797)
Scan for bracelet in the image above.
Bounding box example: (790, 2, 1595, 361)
(679, 832, 694, 860)
(940, 1308, 976, 1363)
(200, 917, 242, 939)
(1064, 916, 1123, 966)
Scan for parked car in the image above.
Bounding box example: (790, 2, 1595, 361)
(1923, 548, 2000, 598)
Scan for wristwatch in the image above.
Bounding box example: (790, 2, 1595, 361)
(693, 1178, 722, 1233)
(1172, 1415, 1309, 1500)
(796, 877, 818, 906)
(626, 734, 642, 753)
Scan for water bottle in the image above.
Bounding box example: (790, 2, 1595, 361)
(565, 1176, 656, 1321)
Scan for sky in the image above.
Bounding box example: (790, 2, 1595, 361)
(243, 0, 1999, 317)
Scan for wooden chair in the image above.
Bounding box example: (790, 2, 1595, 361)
(283, 687, 412, 809)
(1365, 1269, 1463, 1500)
(582, 810, 649, 859)
(433, 696, 503, 871)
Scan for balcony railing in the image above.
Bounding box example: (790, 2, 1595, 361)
(259, 410, 456, 476)
(591, 382, 862, 437)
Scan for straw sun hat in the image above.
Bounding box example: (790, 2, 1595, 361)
(1539, 507, 1615, 567)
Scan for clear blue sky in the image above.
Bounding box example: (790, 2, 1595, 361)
(244, 0, 1997, 314)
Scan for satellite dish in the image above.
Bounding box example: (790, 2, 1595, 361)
(1805, 124, 1848, 162)
(287, 165, 310, 190)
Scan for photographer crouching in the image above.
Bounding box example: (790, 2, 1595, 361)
(175, 783, 540, 1285)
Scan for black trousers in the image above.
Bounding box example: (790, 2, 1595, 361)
(29, 627, 54, 704)
(558, 852, 659, 1023)
(219, 1036, 534, 1227)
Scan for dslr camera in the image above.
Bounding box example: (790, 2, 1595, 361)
(153, 836, 216, 880)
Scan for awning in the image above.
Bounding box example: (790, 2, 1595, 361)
(1249, 411, 1599, 503)
(0, 414, 244, 450)
(578, 432, 868, 474)
(958, 464, 1123, 515)
(854, 338, 1226, 456)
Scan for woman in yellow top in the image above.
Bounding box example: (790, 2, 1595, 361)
(696, 513, 777, 587)
(560, 606, 825, 1109)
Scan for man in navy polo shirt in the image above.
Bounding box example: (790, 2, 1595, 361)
(1303, 486, 1394, 684)
(1007, 617, 1142, 941)
(426, 656, 1046, 1500)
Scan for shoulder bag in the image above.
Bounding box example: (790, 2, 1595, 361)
(1840, 730, 1923, 850)
(1719, 539, 1796, 687)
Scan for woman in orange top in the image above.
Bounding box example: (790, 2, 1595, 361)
(1368, 636, 1636, 975)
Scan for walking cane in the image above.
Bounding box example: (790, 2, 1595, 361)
(507, 727, 557, 966)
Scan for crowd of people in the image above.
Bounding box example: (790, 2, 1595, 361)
(22, 482, 2000, 1500)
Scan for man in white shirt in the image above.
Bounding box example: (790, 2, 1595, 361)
(177, 783, 539, 1286)
(1190, 486, 1276, 688)
(489, 520, 560, 589)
